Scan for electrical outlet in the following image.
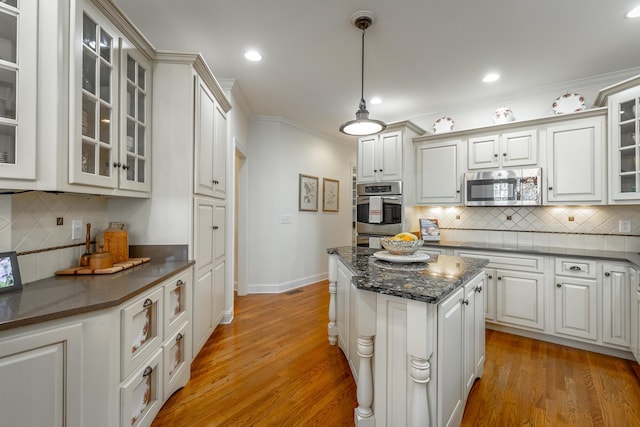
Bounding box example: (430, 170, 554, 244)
(71, 220, 83, 240)
(619, 219, 631, 233)
(56, 217, 63, 226)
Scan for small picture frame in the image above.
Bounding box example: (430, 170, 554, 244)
(0, 251, 22, 294)
(322, 178, 339, 212)
(299, 174, 319, 212)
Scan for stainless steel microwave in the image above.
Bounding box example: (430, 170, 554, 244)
(464, 168, 542, 206)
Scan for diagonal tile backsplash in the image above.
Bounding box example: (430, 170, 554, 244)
(405, 205, 640, 251)
(0, 191, 108, 283)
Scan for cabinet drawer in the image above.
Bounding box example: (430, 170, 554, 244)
(455, 250, 544, 273)
(555, 257, 597, 279)
(163, 321, 191, 401)
(120, 348, 163, 427)
(163, 269, 192, 338)
(121, 287, 164, 380)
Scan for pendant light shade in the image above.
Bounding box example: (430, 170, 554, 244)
(339, 12, 387, 136)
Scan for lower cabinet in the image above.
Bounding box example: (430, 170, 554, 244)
(0, 323, 83, 427)
(496, 269, 545, 330)
(602, 263, 630, 348)
(120, 349, 164, 427)
(554, 276, 597, 341)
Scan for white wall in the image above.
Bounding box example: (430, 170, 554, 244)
(247, 117, 356, 293)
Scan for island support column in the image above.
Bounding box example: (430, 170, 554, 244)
(327, 254, 338, 345)
(354, 287, 377, 427)
(407, 300, 436, 426)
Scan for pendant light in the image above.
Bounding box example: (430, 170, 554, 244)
(339, 11, 387, 136)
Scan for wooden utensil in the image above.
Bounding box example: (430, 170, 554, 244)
(89, 245, 113, 270)
(79, 223, 91, 266)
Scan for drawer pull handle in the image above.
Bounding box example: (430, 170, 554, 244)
(569, 266, 582, 271)
(176, 279, 185, 287)
(212, 225, 219, 230)
(175, 333, 184, 342)
(462, 299, 469, 306)
(142, 366, 153, 378)
(475, 286, 483, 293)
(143, 298, 153, 308)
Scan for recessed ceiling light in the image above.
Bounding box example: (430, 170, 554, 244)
(482, 73, 500, 83)
(626, 5, 640, 18)
(370, 97, 382, 105)
(244, 50, 262, 62)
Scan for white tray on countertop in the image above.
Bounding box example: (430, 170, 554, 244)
(373, 251, 430, 263)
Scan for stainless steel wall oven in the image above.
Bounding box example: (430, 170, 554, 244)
(356, 181, 403, 246)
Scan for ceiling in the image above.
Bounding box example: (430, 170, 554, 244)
(113, 0, 640, 143)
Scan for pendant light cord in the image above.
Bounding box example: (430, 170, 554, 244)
(359, 26, 366, 108)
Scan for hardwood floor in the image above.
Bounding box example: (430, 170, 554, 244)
(152, 281, 640, 426)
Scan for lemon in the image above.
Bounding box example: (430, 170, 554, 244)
(393, 232, 418, 241)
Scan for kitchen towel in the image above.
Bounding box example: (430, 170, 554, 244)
(369, 196, 382, 223)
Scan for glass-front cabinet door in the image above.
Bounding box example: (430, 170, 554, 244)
(119, 46, 150, 191)
(70, 7, 118, 188)
(70, 0, 151, 193)
(0, 0, 37, 180)
(610, 86, 640, 202)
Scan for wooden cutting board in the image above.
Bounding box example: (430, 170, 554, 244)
(56, 257, 150, 275)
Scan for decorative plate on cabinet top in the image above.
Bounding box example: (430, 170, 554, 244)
(551, 93, 586, 115)
(493, 106, 514, 124)
(433, 116, 454, 133)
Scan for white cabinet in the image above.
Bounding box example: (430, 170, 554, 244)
(0, 323, 82, 427)
(606, 84, 640, 203)
(545, 115, 606, 204)
(602, 263, 630, 348)
(335, 261, 351, 353)
(0, 0, 37, 180)
(438, 273, 485, 427)
(195, 75, 227, 198)
(629, 268, 640, 364)
(120, 348, 163, 427)
(193, 196, 226, 356)
(414, 139, 463, 205)
(162, 321, 191, 401)
(554, 257, 598, 341)
(467, 129, 537, 170)
(357, 130, 402, 182)
(496, 269, 545, 331)
(70, 0, 152, 193)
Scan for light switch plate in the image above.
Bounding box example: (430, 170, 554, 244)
(71, 220, 83, 240)
(281, 215, 292, 224)
(619, 219, 631, 233)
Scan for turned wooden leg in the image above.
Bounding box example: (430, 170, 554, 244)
(327, 256, 337, 345)
(355, 336, 375, 427)
(328, 281, 337, 345)
(408, 355, 431, 426)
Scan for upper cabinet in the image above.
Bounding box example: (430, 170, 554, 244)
(544, 113, 606, 205)
(356, 122, 424, 184)
(467, 129, 537, 170)
(69, 0, 152, 194)
(194, 75, 227, 199)
(414, 138, 463, 205)
(606, 85, 640, 203)
(0, 0, 37, 180)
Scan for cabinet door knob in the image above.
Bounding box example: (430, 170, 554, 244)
(212, 225, 219, 230)
(143, 298, 153, 308)
(502, 153, 507, 157)
(497, 276, 502, 280)
(493, 153, 498, 158)
(456, 190, 461, 193)
(475, 286, 483, 293)
(556, 283, 562, 288)
(462, 299, 469, 306)
(605, 272, 611, 277)
(175, 279, 185, 287)
(548, 186, 553, 191)
(113, 162, 121, 168)
(487, 274, 493, 279)
(142, 366, 153, 378)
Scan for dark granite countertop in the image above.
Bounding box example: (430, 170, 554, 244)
(422, 240, 640, 267)
(0, 260, 195, 332)
(327, 246, 488, 304)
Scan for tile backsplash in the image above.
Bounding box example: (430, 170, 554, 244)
(406, 205, 640, 252)
(0, 191, 108, 283)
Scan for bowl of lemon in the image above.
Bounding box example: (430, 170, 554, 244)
(380, 232, 423, 255)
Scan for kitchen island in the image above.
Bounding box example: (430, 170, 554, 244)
(327, 246, 488, 427)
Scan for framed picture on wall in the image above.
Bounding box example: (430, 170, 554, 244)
(299, 174, 319, 212)
(322, 178, 339, 212)
(0, 251, 22, 294)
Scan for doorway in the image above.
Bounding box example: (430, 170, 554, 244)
(235, 140, 248, 296)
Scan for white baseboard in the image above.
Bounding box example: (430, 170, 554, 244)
(247, 272, 328, 294)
